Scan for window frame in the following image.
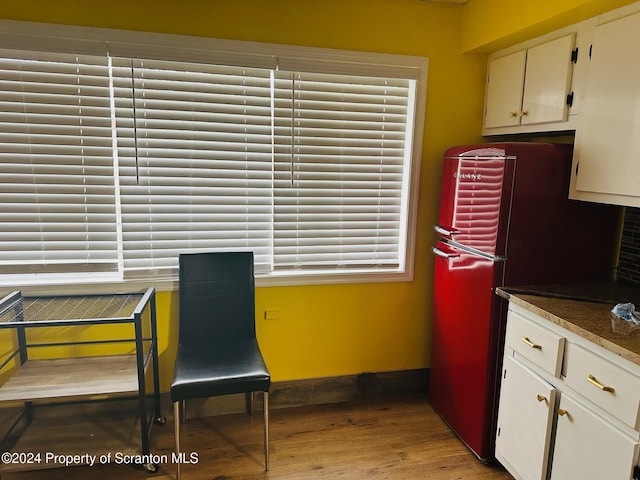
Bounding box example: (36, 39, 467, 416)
(0, 19, 427, 294)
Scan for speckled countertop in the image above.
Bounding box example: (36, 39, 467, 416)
(496, 282, 640, 367)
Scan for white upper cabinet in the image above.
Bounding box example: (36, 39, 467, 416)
(522, 35, 575, 125)
(484, 50, 526, 129)
(570, 10, 640, 207)
(483, 34, 577, 135)
(480, 0, 640, 206)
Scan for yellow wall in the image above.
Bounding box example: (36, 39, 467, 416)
(462, 0, 638, 53)
(0, 0, 487, 388)
(3, 0, 636, 391)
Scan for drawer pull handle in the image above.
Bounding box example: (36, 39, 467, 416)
(587, 374, 615, 393)
(536, 394, 547, 403)
(558, 408, 569, 417)
(522, 337, 542, 350)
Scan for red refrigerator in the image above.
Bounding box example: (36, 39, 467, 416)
(429, 142, 620, 461)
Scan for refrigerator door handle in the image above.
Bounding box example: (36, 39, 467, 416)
(434, 225, 458, 237)
(442, 239, 507, 263)
(432, 246, 460, 259)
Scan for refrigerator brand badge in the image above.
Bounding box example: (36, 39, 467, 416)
(454, 172, 482, 181)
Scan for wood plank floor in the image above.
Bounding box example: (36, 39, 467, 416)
(5, 394, 513, 480)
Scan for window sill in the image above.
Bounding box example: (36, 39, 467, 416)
(0, 267, 414, 297)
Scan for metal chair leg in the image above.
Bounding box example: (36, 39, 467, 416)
(264, 391, 269, 471)
(180, 399, 186, 424)
(246, 391, 254, 416)
(174, 401, 181, 480)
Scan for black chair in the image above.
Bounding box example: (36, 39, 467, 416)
(170, 251, 271, 479)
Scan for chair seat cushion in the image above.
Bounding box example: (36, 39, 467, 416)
(170, 337, 270, 403)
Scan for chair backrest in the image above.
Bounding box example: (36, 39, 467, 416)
(178, 251, 256, 345)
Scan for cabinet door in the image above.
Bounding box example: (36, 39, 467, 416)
(551, 395, 640, 480)
(484, 51, 526, 129)
(572, 12, 640, 201)
(495, 356, 556, 480)
(521, 34, 575, 125)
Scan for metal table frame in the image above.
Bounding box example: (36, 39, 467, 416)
(0, 286, 165, 472)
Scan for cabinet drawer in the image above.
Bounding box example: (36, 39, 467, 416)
(506, 309, 565, 377)
(564, 343, 640, 431)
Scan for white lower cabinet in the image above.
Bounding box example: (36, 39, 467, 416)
(495, 356, 556, 480)
(496, 304, 640, 480)
(551, 395, 639, 480)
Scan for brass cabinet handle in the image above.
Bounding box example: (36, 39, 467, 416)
(558, 408, 569, 416)
(522, 337, 542, 350)
(520, 110, 529, 116)
(587, 374, 615, 393)
(536, 394, 547, 403)
(509, 111, 518, 118)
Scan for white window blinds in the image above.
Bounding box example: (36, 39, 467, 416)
(0, 21, 426, 287)
(273, 71, 414, 271)
(0, 49, 117, 275)
(111, 58, 274, 279)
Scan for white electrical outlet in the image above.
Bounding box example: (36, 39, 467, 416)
(264, 310, 280, 320)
